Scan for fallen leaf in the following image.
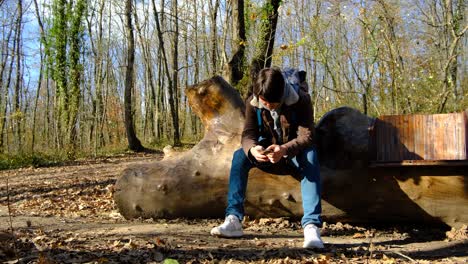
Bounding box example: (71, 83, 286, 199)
(123, 239, 136, 249)
(255, 240, 267, 247)
(352, 233, 365, 239)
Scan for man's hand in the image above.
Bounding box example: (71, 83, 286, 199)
(265, 144, 286, 163)
(250, 145, 269, 162)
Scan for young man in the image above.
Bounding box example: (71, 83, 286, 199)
(210, 67, 324, 248)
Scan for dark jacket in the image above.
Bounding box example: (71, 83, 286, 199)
(241, 89, 315, 160)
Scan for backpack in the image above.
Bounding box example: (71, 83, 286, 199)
(256, 68, 308, 135)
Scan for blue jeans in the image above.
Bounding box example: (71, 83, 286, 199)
(225, 147, 322, 228)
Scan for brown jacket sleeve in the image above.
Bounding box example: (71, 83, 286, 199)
(241, 96, 260, 156)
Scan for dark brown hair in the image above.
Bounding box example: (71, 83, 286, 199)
(253, 67, 285, 103)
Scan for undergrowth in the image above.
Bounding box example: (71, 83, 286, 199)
(0, 153, 67, 170)
(0, 140, 199, 171)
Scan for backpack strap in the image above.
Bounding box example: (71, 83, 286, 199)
(256, 108, 263, 134)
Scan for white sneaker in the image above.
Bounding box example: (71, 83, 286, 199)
(210, 215, 243, 238)
(303, 224, 325, 248)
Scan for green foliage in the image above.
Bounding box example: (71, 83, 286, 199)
(148, 138, 196, 151)
(235, 71, 253, 99)
(0, 153, 67, 170)
(0, 145, 166, 171)
(67, 0, 87, 147)
(260, 3, 272, 21)
(243, 0, 254, 35)
(47, 0, 87, 151)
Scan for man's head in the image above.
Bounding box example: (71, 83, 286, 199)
(253, 68, 285, 106)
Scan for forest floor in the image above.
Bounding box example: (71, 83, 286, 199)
(0, 153, 467, 264)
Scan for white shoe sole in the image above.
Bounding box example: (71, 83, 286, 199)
(210, 228, 243, 238)
(303, 240, 325, 249)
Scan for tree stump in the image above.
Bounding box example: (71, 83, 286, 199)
(114, 76, 468, 228)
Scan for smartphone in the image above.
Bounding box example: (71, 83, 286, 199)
(262, 149, 273, 155)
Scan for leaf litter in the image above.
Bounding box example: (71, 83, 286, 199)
(1, 153, 467, 263)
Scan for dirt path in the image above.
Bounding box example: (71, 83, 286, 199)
(1, 154, 467, 263)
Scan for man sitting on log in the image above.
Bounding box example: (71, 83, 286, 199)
(210, 67, 324, 249)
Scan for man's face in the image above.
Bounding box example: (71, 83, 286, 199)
(258, 96, 281, 111)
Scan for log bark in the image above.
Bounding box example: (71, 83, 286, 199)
(114, 77, 468, 228)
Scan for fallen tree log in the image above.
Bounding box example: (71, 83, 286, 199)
(114, 76, 468, 227)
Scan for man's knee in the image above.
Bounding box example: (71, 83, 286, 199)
(232, 148, 250, 166)
(233, 148, 246, 159)
(297, 148, 320, 168)
(305, 148, 319, 165)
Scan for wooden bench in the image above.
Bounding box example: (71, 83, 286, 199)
(369, 111, 468, 167)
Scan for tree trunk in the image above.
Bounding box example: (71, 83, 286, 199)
(13, 0, 23, 150)
(376, 0, 406, 114)
(115, 76, 245, 219)
(209, 0, 220, 75)
(438, 0, 467, 112)
(134, 1, 157, 142)
(1, 27, 18, 153)
(222, 0, 246, 86)
(32, 0, 49, 153)
(86, 0, 106, 153)
(171, 0, 181, 146)
(32, 46, 43, 153)
(124, 0, 144, 152)
(114, 76, 468, 228)
(52, 0, 69, 149)
(0, 18, 14, 152)
(67, 0, 86, 152)
(249, 0, 281, 76)
(192, 0, 201, 137)
(103, 0, 113, 147)
(151, 0, 180, 146)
